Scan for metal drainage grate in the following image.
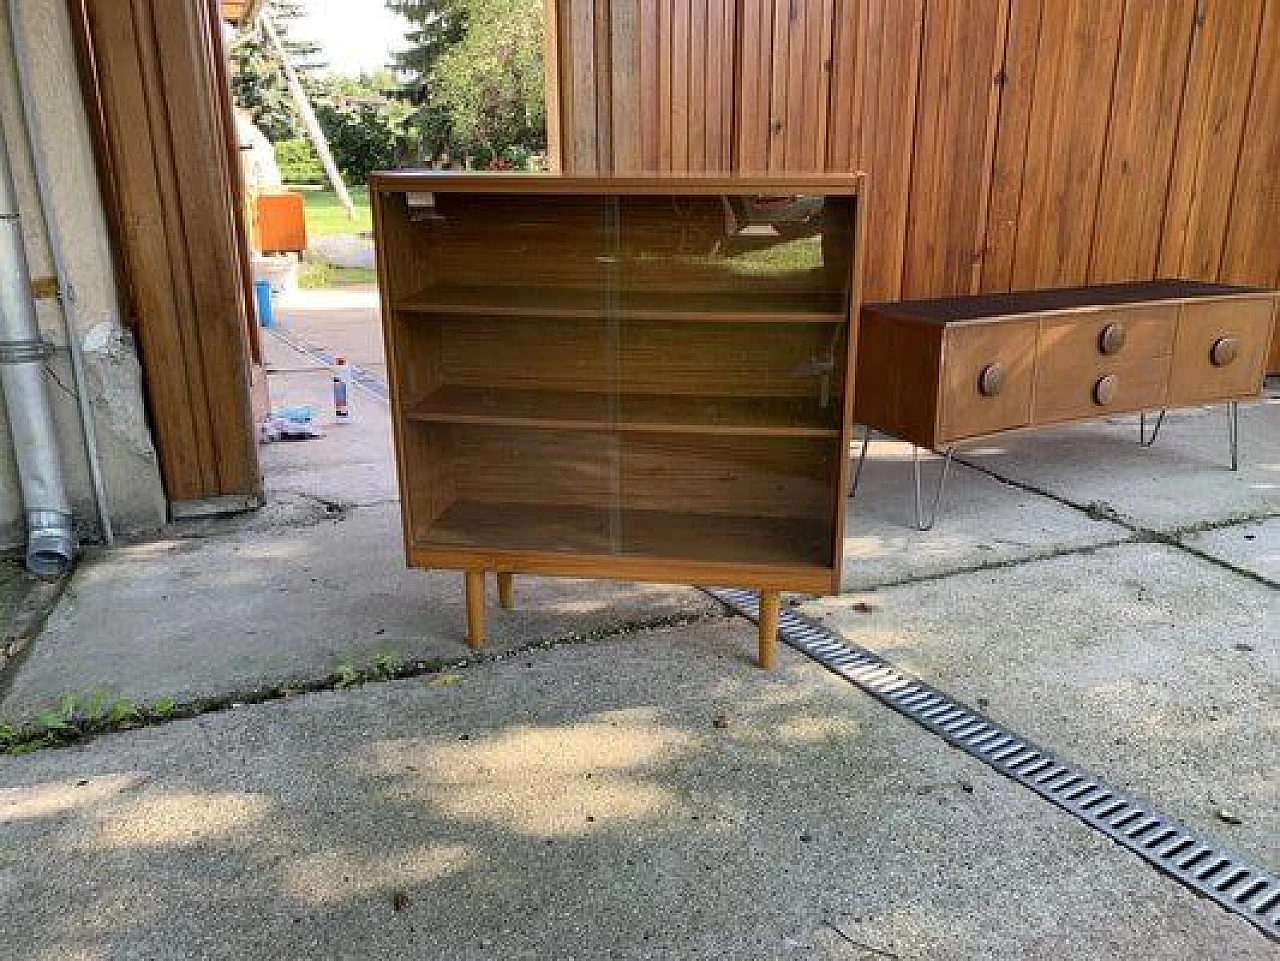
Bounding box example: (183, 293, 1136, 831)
(708, 587, 1280, 941)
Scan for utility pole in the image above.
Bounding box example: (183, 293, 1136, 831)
(260, 13, 355, 220)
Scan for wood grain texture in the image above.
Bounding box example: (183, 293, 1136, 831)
(758, 590, 780, 669)
(1088, 0, 1196, 283)
(1009, 0, 1125, 289)
(375, 177, 862, 603)
(847, 0, 925, 301)
(902, 0, 1009, 298)
(1219, 0, 1280, 290)
(547, 2, 1278, 309)
(74, 0, 260, 504)
(1159, 0, 1266, 281)
(937, 321, 1038, 443)
(736, 0, 774, 172)
(980, 0, 1043, 294)
(856, 285, 1276, 450)
(464, 570, 487, 647)
(1168, 298, 1275, 403)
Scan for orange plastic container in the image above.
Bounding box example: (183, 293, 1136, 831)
(255, 191, 307, 254)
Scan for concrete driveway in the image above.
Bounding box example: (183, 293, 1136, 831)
(0, 326, 1275, 957)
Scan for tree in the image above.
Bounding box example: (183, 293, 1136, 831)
(310, 73, 416, 182)
(228, 1, 326, 141)
(388, 0, 545, 165)
(386, 1, 465, 104)
(429, 0, 544, 160)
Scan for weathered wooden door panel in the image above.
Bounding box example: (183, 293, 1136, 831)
(72, 0, 261, 507)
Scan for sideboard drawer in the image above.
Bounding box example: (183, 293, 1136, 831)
(1037, 305, 1176, 361)
(1033, 306, 1175, 423)
(937, 322, 1037, 443)
(1033, 357, 1170, 424)
(1169, 299, 1275, 404)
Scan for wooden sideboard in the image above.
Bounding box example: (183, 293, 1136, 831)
(372, 173, 865, 666)
(854, 281, 1277, 526)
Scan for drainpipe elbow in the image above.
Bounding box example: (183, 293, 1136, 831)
(25, 509, 74, 579)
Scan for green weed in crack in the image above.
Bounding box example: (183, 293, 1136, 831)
(1, 608, 731, 756)
(0, 691, 170, 754)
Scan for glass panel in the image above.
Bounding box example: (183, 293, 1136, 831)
(608, 193, 854, 566)
(394, 187, 853, 570)
(401, 192, 618, 555)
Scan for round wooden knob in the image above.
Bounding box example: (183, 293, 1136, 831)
(1210, 336, 1239, 367)
(978, 363, 1005, 397)
(1093, 374, 1118, 406)
(1098, 323, 1126, 355)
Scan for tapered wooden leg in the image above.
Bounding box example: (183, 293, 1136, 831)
(497, 572, 515, 610)
(758, 590, 780, 670)
(464, 571, 487, 648)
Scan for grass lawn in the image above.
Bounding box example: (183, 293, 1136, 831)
(298, 260, 378, 289)
(298, 184, 373, 237)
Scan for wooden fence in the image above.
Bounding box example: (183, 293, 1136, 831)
(547, 0, 1279, 305)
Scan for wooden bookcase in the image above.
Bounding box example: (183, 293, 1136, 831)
(371, 174, 865, 667)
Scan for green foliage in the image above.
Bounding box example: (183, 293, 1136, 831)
(107, 699, 140, 726)
(231, 36, 299, 142)
(373, 652, 403, 678)
(275, 138, 325, 184)
(35, 710, 73, 734)
(334, 663, 361, 689)
(85, 688, 109, 723)
(298, 261, 379, 290)
(301, 185, 372, 237)
(389, 0, 546, 163)
(428, 0, 545, 159)
(386, 0, 467, 104)
(2, 690, 187, 754)
(229, 1, 326, 141)
(314, 95, 414, 183)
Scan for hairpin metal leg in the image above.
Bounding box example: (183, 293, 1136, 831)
(912, 445, 955, 531)
(1138, 409, 1166, 447)
(849, 425, 871, 497)
(1228, 401, 1239, 471)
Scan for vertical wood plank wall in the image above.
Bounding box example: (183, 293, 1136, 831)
(549, 0, 1280, 307)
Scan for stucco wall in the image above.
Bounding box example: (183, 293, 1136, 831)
(0, 0, 166, 550)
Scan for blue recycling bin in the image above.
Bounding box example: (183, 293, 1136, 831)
(254, 279, 275, 329)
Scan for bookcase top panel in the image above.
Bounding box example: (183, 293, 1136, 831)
(370, 171, 866, 196)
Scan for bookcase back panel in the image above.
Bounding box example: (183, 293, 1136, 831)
(413, 318, 846, 401)
(428, 425, 834, 518)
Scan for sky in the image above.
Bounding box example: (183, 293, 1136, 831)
(297, 0, 411, 76)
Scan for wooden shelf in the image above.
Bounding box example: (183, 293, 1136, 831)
(399, 283, 846, 323)
(406, 386, 842, 437)
(417, 500, 832, 569)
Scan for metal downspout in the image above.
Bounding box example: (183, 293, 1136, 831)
(0, 103, 75, 577)
(7, 0, 113, 546)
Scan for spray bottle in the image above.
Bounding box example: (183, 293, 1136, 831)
(333, 355, 352, 423)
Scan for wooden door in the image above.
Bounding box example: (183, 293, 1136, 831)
(68, 0, 263, 512)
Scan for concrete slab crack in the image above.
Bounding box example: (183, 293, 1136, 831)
(953, 454, 1278, 589)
